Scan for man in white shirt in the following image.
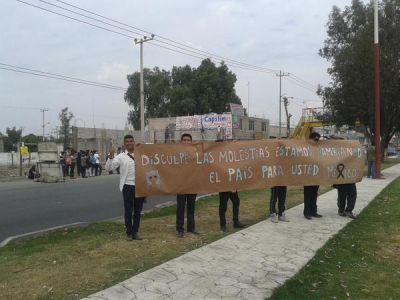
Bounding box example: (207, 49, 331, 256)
(105, 135, 145, 240)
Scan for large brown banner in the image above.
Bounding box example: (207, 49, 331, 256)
(134, 139, 365, 197)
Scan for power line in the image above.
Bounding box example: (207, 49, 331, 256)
(52, 0, 279, 74)
(148, 41, 276, 75)
(14, 0, 320, 87)
(37, 0, 145, 37)
(0, 63, 127, 91)
(290, 74, 319, 90)
(16, 0, 280, 75)
(14, 0, 139, 39)
(285, 76, 318, 94)
(0, 104, 129, 120)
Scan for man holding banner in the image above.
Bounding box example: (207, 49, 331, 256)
(218, 191, 246, 232)
(106, 135, 145, 241)
(176, 133, 198, 238)
(336, 183, 357, 219)
(303, 132, 323, 220)
(269, 186, 289, 222)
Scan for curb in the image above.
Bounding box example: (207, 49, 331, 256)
(0, 194, 218, 248)
(0, 222, 89, 248)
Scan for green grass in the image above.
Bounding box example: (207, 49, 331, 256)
(382, 157, 400, 170)
(270, 177, 400, 300)
(0, 190, 263, 299)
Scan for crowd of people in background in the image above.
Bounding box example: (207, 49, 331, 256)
(60, 148, 103, 179)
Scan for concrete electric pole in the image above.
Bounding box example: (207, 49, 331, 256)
(134, 35, 154, 142)
(247, 81, 250, 116)
(276, 71, 290, 138)
(40, 108, 48, 141)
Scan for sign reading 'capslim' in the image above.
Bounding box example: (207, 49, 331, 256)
(134, 139, 365, 197)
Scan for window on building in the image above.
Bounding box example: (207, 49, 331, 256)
(239, 119, 243, 130)
(262, 122, 267, 132)
(249, 120, 255, 131)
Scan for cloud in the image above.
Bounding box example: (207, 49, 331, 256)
(0, 0, 352, 134)
(96, 63, 131, 86)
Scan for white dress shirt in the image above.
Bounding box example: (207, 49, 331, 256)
(105, 151, 136, 191)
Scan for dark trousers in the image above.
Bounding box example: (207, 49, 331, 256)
(367, 161, 375, 178)
(81, 166, 86, 178)
(219, 191, 240, 227)
(69, 163, 75, 178)
(64, 165, 70, 177)
(337, 183, 357, 213)
(94, 163, 99, 176)
(304, 185, 319, 216)
(122, 185, 145, 235)
(176, 194, 196, 233)
(270, 186, 287, 216)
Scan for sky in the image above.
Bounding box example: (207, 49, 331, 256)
(0, 0, 353, 137)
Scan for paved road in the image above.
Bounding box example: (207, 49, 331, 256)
(0, 176, 176, 243)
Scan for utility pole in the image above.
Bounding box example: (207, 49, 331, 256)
(276, 71, 290, 138)
(283, 96, 293, 138)
(247, 81, 250, 116)
(134, 34, 154, 142)
(374, 0, 381, 178)
(40, 108, 48, 141)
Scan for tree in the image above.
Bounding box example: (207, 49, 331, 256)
(22, 134, 40, 151)
(125, 67, 171, 130)
(168, 65, 197, 116)
(124, 59, 242, 128)
(190, 59, 241, 114)
(58, 107, 74, 149)
(3, 127, 23, 151)
(318, 0, 400, 152)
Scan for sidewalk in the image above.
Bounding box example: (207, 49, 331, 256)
(85, 164, 400, 300)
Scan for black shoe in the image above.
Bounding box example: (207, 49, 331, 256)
(132, 233, 143, 240)
(345, 211, 357, 219)
(188, 230, 200, 235)
(304, 215, 312, 220)
(176, 231, 184, 238)
(311, 213, 323, 218)
(338, 212, 347, 217)
(233, 222, 247, 229)
(220, 226, 227, 233)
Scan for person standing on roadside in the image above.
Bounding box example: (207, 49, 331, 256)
(93, 150, 100, 176)
(219, 191, 246, 232)
(70, 149, 77, 179)
(367, 143, 376, 178)
(105, 135, 145, 240)
(269, 186, 289, 223)
(76, 150, 82, 177)
(176, 133, 198, 238)
(336, 183, 357, 219)
(303, 132, 323, 220)
(80, 150, 87, 178)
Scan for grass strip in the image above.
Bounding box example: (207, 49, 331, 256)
(270, 177, 400, 299)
